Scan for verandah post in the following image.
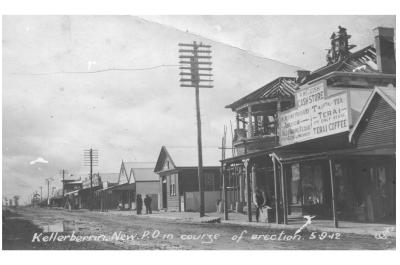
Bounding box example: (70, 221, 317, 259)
(243, 159, 252, 222)
(222, 162, 228, 220)
(272, 156, 280, 224)
(280, 163, 288, 225)
(329, 158, 338, 228)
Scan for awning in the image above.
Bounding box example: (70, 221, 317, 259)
(271, 143, 395, 164)
(108, 183, 136, 191)
(64, 190, 79, 196)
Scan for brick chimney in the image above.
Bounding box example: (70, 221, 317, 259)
(374, 27, 395, 74)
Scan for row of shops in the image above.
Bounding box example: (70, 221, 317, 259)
(49, 148, 222, 213)
(220, 26, 396, 226)
(46, 25, 395, 227)
(49, 162, 160, 212)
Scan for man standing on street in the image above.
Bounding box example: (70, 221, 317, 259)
(144, 194, 152, 214)
(136, 194, 143, 214)
(147, 195, 152, 214)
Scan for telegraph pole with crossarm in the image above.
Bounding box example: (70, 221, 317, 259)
(84, 149, 98, 211)
(59, 169, 68, 197)
(178, 41, 213, 217)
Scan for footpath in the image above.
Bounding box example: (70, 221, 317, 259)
(100, 209, 396, 238)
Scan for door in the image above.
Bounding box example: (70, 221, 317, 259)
(162, 176, 167, 209)
(354, 159, 395, 223)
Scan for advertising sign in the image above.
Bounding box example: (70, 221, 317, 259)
(82, 175, 100, 189)
(279, 81, 350, 145)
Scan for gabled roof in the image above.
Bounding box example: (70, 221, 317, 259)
(349, 84, 396, 141)
(154, 146, 220, 172)
(130, 168, 159, 182)
(98, 173, 119, 184)
(119, 161, 156, 184)
(303, 45, 378, 84)
(226, 77, 297, 110)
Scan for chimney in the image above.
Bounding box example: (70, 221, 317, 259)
(296, 70, 310, 83)
(374, 27, 395, 74)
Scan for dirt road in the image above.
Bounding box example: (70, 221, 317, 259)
(2, 207, 395, 250)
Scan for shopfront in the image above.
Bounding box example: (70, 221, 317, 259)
(272, 81, 396, 226)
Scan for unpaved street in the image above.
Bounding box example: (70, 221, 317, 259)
(2, 207, 395, 250)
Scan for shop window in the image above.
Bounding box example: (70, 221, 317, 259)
(291, 163, 301, 204)
(301, 164, 324, 206)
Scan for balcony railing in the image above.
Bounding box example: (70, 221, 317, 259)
(233, 122, 277, 142)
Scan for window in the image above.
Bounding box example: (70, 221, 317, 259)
(253, 115, 276, 136)
(205, 173, 215, 190)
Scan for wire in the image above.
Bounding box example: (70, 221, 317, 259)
(9, 64, 180, 76)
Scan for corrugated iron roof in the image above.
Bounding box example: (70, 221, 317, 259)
(130, 168, 159, 182)
(226, 77, 297, 110)
(349, 84, 396, 142)
(378, 85, 396, 106)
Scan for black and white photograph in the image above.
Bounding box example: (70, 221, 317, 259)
(1, 1, 397, 255)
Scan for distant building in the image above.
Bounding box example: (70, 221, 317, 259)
(99, 172, 119, 189)
(154, 146, 221, 212)
(111, 161, 159, 210)
(78, 174, 102, 209)
(63, 177, 82, 194)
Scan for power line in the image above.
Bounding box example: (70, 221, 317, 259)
(10, 64, 180, 76)
(136, 16, 303, 70)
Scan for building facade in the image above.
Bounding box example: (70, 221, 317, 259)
(154, 146, 221, 212)
(221, 26, 396, 226)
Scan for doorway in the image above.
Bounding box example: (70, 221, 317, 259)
(162, 176, 167, 209)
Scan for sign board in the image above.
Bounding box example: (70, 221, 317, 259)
(103, 181, 108, 189)
(279, 81, 351, 145)
(82, 175, 100, 189)
(295, 81, 325, 108)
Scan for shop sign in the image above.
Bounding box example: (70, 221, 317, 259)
(279, 81, 350, 145)
(82, 175, 100, 189)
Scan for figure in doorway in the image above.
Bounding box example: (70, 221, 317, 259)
(254, 189, 265, 222)
(144, 195, 152, 214)
(136, 194, 143, 214)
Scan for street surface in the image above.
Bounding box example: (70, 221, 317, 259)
(2, 207, 395, 250)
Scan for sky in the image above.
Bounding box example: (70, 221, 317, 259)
(2, 15, 395, 203)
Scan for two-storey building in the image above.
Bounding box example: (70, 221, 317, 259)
(222, 26, 395, 226)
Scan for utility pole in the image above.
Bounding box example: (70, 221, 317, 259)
(40, 186, 42, 201)
(221, 125, 228, 220)
(179, 41, 213, 217)
(45, 177, 53, 206)
(59, 169, 68, 197)
(84, 149, 98, 211)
